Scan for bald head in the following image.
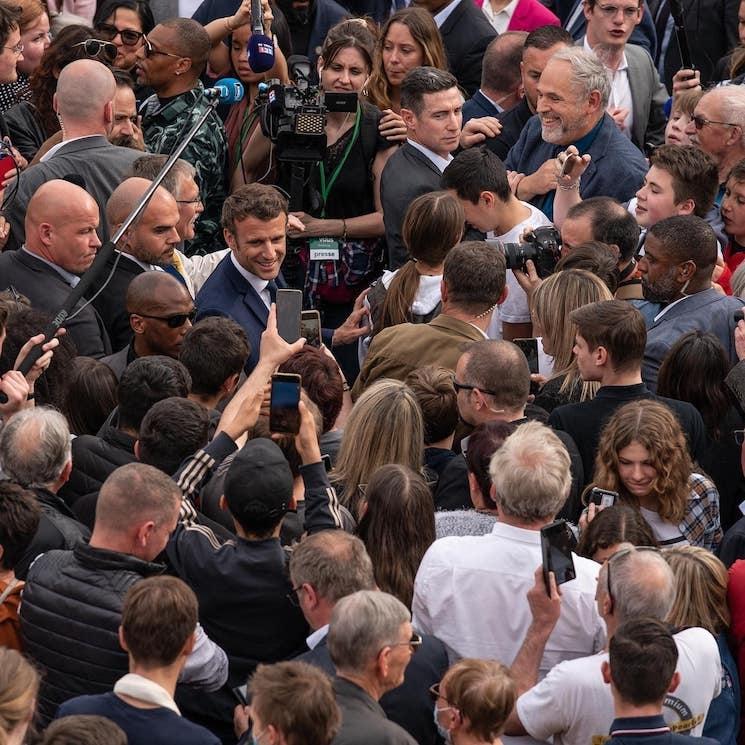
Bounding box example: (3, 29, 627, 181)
(55, 60, 116, 127)
(26, 180, 98, 234)
(126, 271, 189, 314)
(107, 177, 168, 227)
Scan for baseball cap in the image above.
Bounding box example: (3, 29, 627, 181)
(224, 438, 293, 526)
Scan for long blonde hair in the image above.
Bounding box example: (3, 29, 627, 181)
(331, 379, 424, 519)
(365, 7, 447, 111)
(532, 269, 612, 401)
(593, 401, 692, 523)
(0, 649, 39, 745)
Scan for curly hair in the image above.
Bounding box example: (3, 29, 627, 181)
(366, 7, 447, 111)
(593, 400, 692, 524)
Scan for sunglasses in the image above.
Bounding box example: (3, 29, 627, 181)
(142, 36, 183, 59)
(72, 39, 118, 64)
(452, 378, 499, 397)
(692, 114, 739, 130)
(95, 22, 145, 46)
(131, 309, 197, 328)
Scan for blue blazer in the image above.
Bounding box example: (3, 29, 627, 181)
(195, 254, 285, 372)
(462, 90, 502, 126)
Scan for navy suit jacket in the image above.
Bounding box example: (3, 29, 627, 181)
(462, 90, 501, 125)
(504, 113, 648, 211)
(296, 631, 449, 745)
(195, 254, 285, 372)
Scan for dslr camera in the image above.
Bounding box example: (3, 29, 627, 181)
(488, 226, 561, 279)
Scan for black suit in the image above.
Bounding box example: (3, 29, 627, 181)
(0, 249, 111, 358)
(491, 97, 533, 161)
(462, 90, 501, 124)
(438, 0, 497, 97)
(297, 631, 449, 745)
(88, 253, 145, 353)
(381, 143, 444, 269)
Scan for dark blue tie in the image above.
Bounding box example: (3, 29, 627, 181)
(268, 281, 278, 304)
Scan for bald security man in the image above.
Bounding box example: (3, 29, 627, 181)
(100, 272, 195, 380)
(0, 180, 111, 357)
(90, 177, 181, 351)
(6, 59, 141, 252)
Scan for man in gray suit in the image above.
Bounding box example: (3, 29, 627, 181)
(7, 59, 140, 252)
(581, 0, 667, 151)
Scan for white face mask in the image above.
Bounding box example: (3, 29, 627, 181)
(433, 704, 454, 744)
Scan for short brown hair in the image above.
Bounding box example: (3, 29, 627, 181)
(222, 184, 288, 235)
(462, 340, 530, 411)
(0, 481, 41, 570)
(441, 659, 516, 741)
(248, 661, 341, 745)
(41, 716, 128, 745)
(443, 241, 506, 315)
(121, 576, 198, 667)
(405, 365, 458, 444)
(649, 145, 718, 218)
(570, 300, 646, 373)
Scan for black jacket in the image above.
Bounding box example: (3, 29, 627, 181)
(20, 542, 164, 724)
(297, 632, 449, 745)
(59, 423, 137, 506)
(15, 487, 90, 580)
(492, 98, 533, 161)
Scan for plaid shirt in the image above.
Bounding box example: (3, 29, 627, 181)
(679, 472, 723, 552)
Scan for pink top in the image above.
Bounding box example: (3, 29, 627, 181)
(474, 0, 560, 31)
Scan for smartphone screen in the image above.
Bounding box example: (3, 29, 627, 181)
(300, 310, 322, 348)
(270, 373, 301, 434)
(276, 289, 303, 343)
(590, 487, 617, 508)
(514, 338, 539, 375)
(540, 520, 576, 594)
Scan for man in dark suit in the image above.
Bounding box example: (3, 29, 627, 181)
(91, 178, 182, 352)
(0, 180, 111, 359)
(196, 184, 288, 373)
(416, 0, 496, 96)
(381, 68, 462, 269)
(462, 33, 526, 126)
(290, 532, 449, 745)
(6, 59, 140, 252)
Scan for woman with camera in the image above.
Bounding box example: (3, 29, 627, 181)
(590, 399, 722, 551)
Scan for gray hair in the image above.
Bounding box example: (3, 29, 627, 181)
(0, 407, 71, 488)
(550, 46, 611, 109)
(489, 421, 570, 522)
(706, 86, 745, 149)
(598, 547, 675, 624)
(327, 590, 410, 673)
(731, 259, 745, 298)
(128, 155, 197, 199)
(289, 532, 376, 604)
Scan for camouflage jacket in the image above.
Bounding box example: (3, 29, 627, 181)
(141, 82, 227, 255)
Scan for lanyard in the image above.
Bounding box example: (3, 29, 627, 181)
(318, 105, 362, 218)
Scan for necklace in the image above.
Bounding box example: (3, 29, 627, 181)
(327, 111, 352, 144)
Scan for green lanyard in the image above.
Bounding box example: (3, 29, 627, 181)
(318, 105, 362, 218)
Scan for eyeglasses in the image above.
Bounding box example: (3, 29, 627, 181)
(385, 632, 422, 654)
(735, 429, 745, 446)
(594, 3, 641, 17)
(428, 683, 456, 706)
(286, 584, 303, 607)
(3, 41, 23, 55)
(604, 546, 661, 612)
(692, 114, 739, 130)
(452, 378, 499, 397)
(95, 22, 145, 46)
(176, 197, 203, 205)
(142, 36, 183, 59)
(131, 309, 197, 328)
(72, 39, 118, 64)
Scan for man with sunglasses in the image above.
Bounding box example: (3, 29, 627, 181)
(505, 546, 721, 744)
(135, 18, 227, 256)
(101, 272, 195, 380)
(92, 177, 181, 352)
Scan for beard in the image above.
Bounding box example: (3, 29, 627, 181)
(641, 270, 680, 304)
(109, 134, 144, 151)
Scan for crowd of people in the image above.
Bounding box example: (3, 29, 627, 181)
(0, 0, 743, 741)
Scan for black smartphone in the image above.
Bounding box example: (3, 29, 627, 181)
(270, 373, 301, 434)
(277, 289, 303, 343)
(590, 487, 618, 508)
(540, 519, 576, 595)
(231, 685, 247, 706)
(735, 311, 744, 324)
(300, 309, 322, 348)
(321, 453, 332, 472)
(514, 337, 539, 375)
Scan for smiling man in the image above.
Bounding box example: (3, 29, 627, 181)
(505, 46, 646, 219)
(196, 184, 289, 373)
(381, 67, 463, 269)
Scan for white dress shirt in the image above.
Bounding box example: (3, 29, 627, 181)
(583, 36, 633, 137)
(406, 138, 453, 174)
(481, 0, 518, 34)
(434, 0, 461, 27)
(230, 252, 271, 308)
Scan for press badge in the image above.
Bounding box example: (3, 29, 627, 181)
(309, 238, 340, 261)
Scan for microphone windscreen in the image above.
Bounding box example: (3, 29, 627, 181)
(247, 33, 275, 74)
(214, 77, 245, 104)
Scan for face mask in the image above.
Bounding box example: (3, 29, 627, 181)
(433, 704, 453, 743)
(252, 727, 266, 745)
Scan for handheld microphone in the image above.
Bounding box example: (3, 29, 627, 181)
(204, 77, 245, 104)
(247, 0, 275, 73)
